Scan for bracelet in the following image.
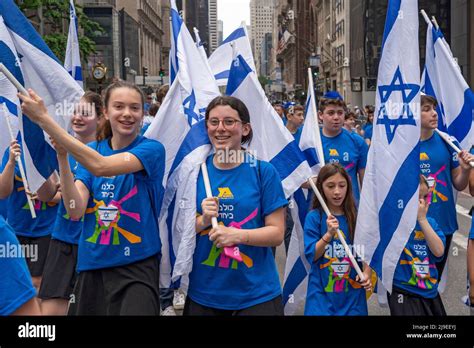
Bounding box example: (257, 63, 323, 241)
(321, 235, 331, 244)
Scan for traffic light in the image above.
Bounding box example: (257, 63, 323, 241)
(142, 66, 149, 77)
(159, 68, 165, 77)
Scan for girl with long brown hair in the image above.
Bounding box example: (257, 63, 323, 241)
(304, 163, 372, 315)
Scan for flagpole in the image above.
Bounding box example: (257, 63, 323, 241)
(420, 10, 431, 26)
(0, 63, 29, 95)
(1, 104, 36, 219)
(307, 177, 365, 281)
(200, 162, 243, 262)
(434, 129, 474, 167)
(307, 68, 326, 167)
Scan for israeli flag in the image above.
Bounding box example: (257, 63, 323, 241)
(354, 0, 421, 292)
(145, 0, 220, 289)
(227, 55, 313, 198)
(282, 76, 324, 315)
(64, 0, 83, 88)
(422, 18, 474, 149)
(209, 26, 255, 86)
(0, 1, 83, 193)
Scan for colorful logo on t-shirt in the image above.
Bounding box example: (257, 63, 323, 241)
(426, 165, 448, 204)
(85, 185, 142, 245)
(320, 231, 361, 293)
(400, 246, 437, 290)
(199, 208, 258, 270)
(218, 187, 234, 200)
(420, 152, 430, 161)
(15, 175, 57, 211)
(329, 149, 339, 157)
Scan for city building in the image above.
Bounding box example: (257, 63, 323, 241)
(217, 20, 224, 46)
(209, 0, 218, 53)
(250, 0, 275, 74)
(177, 0, 211, 54)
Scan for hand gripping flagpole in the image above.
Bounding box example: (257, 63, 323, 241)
(307, 177, 365, 281)
(1, 103, 36, 219)
(201, 162, 243, 262)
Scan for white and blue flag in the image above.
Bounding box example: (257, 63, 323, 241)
(354, 0, 421, 292)
(282, 74, 324, 315)
(227, 55, 313, 198)
(0, 0, 83, 193)
(422, 19, 474, 149)
(209, 25, 255, 86)
(64, 0, 83, 88)
(145, 0, 220, 289)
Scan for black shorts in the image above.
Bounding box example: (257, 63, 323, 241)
(68, 255, 161, 316)
(38, 239, 78, 300)
(387, 287, 446, 316)
(183, 295, 284, 316)
(17, 234, 51, 277)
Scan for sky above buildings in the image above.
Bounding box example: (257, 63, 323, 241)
(218, 0, 250, 38)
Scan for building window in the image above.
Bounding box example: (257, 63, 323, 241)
(335, 0, 343, 13)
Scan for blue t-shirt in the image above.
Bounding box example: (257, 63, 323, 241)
(420, 132, 460, 235)
(74, 136, 165, 271)
(393, 217, 445, 298)
(304, 209, 367, 316)
(363, 124, 373, 141)
(0, 216, 36, 315)
(291, 127, 303, 145)
(1, 150, 58, 237)
(188, 155, 288, 310)
(0, 198, 8, 218)
(321, 129, 368, 203)
(52, 155, 83, 245)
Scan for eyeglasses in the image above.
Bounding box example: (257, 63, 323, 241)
(207, 118, 243, 129)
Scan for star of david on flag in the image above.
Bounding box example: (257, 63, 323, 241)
(377, 67, 419, 144)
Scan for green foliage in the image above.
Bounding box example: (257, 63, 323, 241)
(15, 0, 104, 62)
(258, 75, 270, 89)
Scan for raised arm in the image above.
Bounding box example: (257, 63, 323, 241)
(0, 141, 20, 199)
(18, 89, 145, 177)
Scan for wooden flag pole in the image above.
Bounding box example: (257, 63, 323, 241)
(201, 162, 243, 262)
(307, 177, 365, 281)
(1, 104, 36, 219)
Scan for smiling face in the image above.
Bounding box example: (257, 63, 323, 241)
(319, 105, 345, 135)
(71, 97, 98, 139)
(104, 87, 143, 138)
(322, 172, 348, 211)
(206, 105, 250, 152)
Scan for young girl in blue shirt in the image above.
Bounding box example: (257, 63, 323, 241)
(19, 81, 165, 315)
(186, 96, 288, 316)
(304, 163, 372, 315)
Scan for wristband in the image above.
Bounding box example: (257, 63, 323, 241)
(321, 235, 331, 244)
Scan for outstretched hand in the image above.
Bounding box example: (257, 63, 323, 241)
(17, 89, 49, 125)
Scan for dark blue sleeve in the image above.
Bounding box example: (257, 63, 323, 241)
(427, 217, 446, 262)
(354, 133, 369, 170)
(450, 138, 461, 170)
(129, 139, 165, 183)
(304, 209, 323, 264)
(259, 161, 288, 218)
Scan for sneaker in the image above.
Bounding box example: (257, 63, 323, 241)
(161, 306, 177, 316)
(173, 290, 185, 310)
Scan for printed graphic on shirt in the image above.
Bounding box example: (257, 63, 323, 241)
(85, 185, 142, 245)
(320, 231, 361, 293)
(400, 231, 437, 290)
(218, 187, 234, 200)
(198, 203, 257, 270)
(15, 175, 58, 211)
